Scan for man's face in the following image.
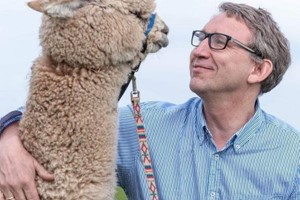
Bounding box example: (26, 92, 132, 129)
(189, 13, 256, 98)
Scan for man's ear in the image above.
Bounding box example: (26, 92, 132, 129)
(27, 0, 85, 18)
(248, 59, 273, 84)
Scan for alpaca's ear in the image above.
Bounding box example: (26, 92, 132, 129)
(27, 0, 45, 13)
(27, 0, 85, 18)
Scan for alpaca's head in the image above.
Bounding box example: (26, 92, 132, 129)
(28, 0, 169, 70)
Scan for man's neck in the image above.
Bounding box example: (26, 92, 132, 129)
(201, 92, 257, 150)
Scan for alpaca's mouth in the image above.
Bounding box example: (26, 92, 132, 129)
(158, 34, 169, 48)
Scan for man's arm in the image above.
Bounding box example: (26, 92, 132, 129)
(0, 110, 22, 135)
(289, 164, 300, 199)
(0, 112, 54, 200)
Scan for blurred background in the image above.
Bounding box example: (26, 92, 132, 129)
(0, 0, 299, 130)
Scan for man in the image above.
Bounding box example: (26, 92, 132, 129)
(0, 2, 299, 200)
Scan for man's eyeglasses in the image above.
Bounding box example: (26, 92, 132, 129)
(191, 30, 262, 58)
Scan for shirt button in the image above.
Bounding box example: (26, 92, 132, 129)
(214, 154, 219, 160)
(209, 192, 216, 199)
(235, 144, 241, 149)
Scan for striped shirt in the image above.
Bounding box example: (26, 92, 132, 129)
(117, 97, 300, 200)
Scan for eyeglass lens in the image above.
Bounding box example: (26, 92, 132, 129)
(192, 31, 228, 50)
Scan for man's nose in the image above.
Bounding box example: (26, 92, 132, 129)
(192, 38, 210, 57)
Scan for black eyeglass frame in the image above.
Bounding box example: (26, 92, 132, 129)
(191, 30, 263, 58)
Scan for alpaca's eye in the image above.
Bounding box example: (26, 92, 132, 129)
(126, 60, 133, 65)
(130, 11, 147, 22)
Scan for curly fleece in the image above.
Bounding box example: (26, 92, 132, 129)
(19, 0, 168, 199)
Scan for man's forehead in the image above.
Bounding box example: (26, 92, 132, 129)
(202, 13, 249, 33)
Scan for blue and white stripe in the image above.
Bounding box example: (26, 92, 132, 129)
(117, 97, 300, 200)
(0, 99, 299, 199)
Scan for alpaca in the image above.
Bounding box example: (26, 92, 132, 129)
(18, 0, 169, 199)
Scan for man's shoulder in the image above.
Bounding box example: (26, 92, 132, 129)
(120, 97, 202, 113)
(261, 110, 300, 142)
(141, 97, 202, 112)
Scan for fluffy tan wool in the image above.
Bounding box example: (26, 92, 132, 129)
(19, 0, 168, 199)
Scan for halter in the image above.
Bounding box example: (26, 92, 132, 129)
(118, 13, 156, 100)
(119, 13, 160, 200)
(145, 13, 157, 36)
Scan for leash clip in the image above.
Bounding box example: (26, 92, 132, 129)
(131, 74, 140, 99)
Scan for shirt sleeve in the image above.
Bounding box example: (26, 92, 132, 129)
(116, 105, 139, 189)
(0, 106, 24, 134)
(289, 164, 300, 199)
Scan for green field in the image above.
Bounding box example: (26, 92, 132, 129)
(115, 187, 128, 200)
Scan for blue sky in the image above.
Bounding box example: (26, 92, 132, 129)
(0, 0, 299, 130)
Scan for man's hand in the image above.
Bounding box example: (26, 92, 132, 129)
(0, 123, 54, 200)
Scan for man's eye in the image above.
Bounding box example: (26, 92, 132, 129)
(196, 34, 205, 42)
(214, 37, 226, 44)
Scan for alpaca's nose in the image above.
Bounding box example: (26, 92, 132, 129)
(162, 23, 169, 35)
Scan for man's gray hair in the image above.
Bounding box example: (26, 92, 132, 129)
(219, 2, 291, 94)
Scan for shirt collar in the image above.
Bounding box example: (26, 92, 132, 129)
(232, 100, 263, 152)
(195, 100, 207, 145)
(196, 99, 264, 152)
